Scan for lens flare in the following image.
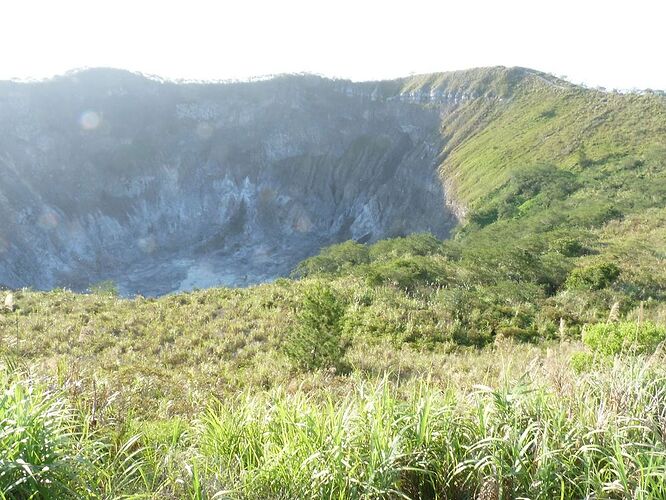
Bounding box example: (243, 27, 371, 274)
(138, 235, 157, 254)
(196, 121, 214, 139)
(293, 213, 313, 232)
(80, 111, 101, 130)
(37, 210, 60, 230)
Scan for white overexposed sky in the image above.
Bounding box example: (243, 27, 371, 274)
(1, 0, 665, 90)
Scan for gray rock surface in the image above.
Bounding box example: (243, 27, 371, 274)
(0, 68, 502, 295)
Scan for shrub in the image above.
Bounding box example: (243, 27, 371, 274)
(565, 262, 620, 290)
(89, 279, 119, 297)
(569, 351, 596, 373)
(570, 202, 623, 227)
(497, 325, 537, 342)
(469, 207, 498, 227)
(363, 256, 448, 291)
(369, 233, 441, 260)
(460, 237, 571, 294)
(550, 237, 587, 257)
(293, 241, 369, 277)
(582, 321, 666, 355)
(342, 291, 443, 345)
(283, 283, 348, 371)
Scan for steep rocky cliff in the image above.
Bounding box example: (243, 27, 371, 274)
(0, 67, 542, 295)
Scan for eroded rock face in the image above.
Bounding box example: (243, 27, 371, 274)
(0, 69, 464, 295)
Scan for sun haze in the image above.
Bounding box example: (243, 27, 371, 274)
(1, 0, 664, 89)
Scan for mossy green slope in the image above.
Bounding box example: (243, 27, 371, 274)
(433, 68, 666, 209)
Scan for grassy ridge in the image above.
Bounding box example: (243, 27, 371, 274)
(437, 72, 666, 207)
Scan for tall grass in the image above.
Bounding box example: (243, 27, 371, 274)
(197, 356, 666, 499)
(0, 359, 149, 499)
(1, 351, 665, 498)
(0, 362, 87, 498)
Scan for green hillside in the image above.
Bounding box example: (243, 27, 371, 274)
(436, 70, 666, 204)
(1, 68, 666, 498)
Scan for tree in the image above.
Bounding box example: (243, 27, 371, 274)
(284, 282, 347, 371)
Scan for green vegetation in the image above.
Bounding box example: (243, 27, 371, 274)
(582, 321, 666, 355)
(199, 358, 666, 499)
(565, 262, 620, 290)
(0, 364, 146, 498)
(1, 68, 665, 497)
(1, 343, 666, 498)
(88, 280, 119, 297)
(284, 282, 348, 371)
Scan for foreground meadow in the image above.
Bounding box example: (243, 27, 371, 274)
(1, 285, 665, 498)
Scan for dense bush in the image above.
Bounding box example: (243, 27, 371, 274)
(569, 351, 596, 374)
(293, 240, 369, 277)
(439, 283, 542, 346)
(549, 237, 587, 257)
(460, 238, 571, 294)
(566, 262, 620, 290)
(368, 232, 442, 260)
(363, 255, 448, 291)
(342, 288, 444, 346)
(295, 233, 447, 280)
(582, 321, 666, 355)
(468, 207, 499, 227)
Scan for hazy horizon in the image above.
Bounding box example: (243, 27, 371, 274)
(5, 65, 663, 93)
(2, 0, 665, 91)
